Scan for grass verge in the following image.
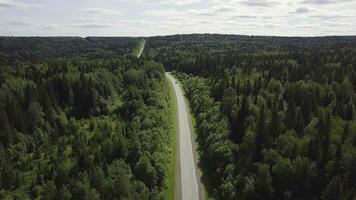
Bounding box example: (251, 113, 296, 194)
(165, 76, 178, 200)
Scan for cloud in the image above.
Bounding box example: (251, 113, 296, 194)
(186, 5, 235, 16)
(74, 8, 126, 29)
(212, 4, 235, 12)
(2, 0, 356, 36)
(173, 0, 200, 5)
(188, 9, 216, 16)
(115, 0, 200, 5)
(4, 17, 32, 26)
(43, 24, 60, 29)
(302, 0, 355, 5)
(8, 20, 31, 26)
(0, 0, 42, 9)
(239, 0, 276, 7)
(295, 24, 317, 29)
(310, 14, 353, 20)
(71, 23, 113, 28)
(293, 7, 310, 14)
(144, 5, 233, 19)
(143, 9, 186, 17)
(231, 15, 259, 19)
(264, 23, 279, 28)
(310, 14, 355, 23)
(80, 8, 124, 16)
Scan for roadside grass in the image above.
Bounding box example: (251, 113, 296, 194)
(165, 76, 178, 200)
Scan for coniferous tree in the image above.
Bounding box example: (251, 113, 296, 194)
(255, 105, 266, 162)
(232, 95, 248, 143)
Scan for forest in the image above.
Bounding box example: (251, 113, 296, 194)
(144, 34, 356, 199)
(1, 34, 356, 200)
(0, 37, 175, 199)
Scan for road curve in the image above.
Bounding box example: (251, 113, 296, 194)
(166, 72, 204, 200)
(137, 40, 145, 58)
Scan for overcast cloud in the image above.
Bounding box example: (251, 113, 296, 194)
(0, 0, 355, 36)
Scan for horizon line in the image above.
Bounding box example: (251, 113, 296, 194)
(1, 33, 356, 38)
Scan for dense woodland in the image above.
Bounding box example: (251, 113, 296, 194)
(0, 37, 174, 199)
(1, 34, 356, 200)
(144, 34, 356, 200)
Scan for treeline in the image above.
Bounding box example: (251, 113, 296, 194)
(157, 35, 356, 199)
(146, 34, 356, 49)
(144, 34, 356, 73)
(0, 38, 173, 199)
(0, 37, 141, 63)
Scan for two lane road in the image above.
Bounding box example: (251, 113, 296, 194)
(166, 73, 205, 200)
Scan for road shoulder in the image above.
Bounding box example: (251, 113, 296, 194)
(165, 76, 180, 200)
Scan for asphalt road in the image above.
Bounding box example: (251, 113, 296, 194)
(166, 73, 204, 200)
(137, 40, 145, 58)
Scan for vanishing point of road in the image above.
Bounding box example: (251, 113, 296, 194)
(166, 73, 205, 200)
(137, 40, 145, 58)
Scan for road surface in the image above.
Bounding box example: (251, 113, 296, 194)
(137, 40, 145, 58)
(166, 73, 205, 200)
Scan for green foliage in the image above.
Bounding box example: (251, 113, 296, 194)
(0, 38, 172, 199)
(2, 34, 356, 199)
(167, 34, 356, 199)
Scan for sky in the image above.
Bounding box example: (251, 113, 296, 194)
(0, 0, 355, 37)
